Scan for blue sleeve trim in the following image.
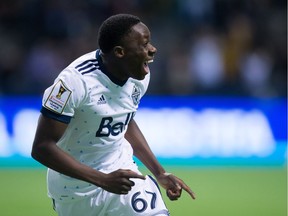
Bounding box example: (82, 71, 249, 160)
(40, 107, 72, 124)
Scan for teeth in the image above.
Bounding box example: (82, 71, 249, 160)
(147, 59, 154, 63)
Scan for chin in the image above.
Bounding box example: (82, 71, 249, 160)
(131, 72, 147, 80)
(137, 73, 148, 80)
(133, 76, 145, 81)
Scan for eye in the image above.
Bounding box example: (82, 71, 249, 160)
(143, 42, 149, 47)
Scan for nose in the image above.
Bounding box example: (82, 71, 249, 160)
(148, 44, 157, 56)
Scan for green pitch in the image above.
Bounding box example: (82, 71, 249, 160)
(0, 166, 286, 216)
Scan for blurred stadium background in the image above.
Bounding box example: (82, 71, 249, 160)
(0, 0, 286, 216)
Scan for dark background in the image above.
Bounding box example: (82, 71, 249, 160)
(0, 0, 286, 97)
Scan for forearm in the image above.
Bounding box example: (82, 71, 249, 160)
(125, 120, 196, 200)
(32, 138, 147, 195)
(125, 119, 166, 177)
(31, 141, 104, 186)
(32, 114, 147, 195)
(134, 144, 166, 177)
(31, 114, 105, 186)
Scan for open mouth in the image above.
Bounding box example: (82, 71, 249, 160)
(143, 59, 154, 73)
(144, 59, 153, 66)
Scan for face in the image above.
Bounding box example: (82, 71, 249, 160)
(120, 22, 157, 80)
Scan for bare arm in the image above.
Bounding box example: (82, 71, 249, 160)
(31, 114, 145, 194)
(125, 119, 196, 200)
(124, 119, 165, 176)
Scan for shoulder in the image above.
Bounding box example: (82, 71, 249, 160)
(57, 51, 100, 87)
(68, 50, 99, 75)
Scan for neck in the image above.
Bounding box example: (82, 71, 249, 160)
(99, 51, 128, 85)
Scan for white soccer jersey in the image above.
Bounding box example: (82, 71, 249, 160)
(41, 49, 150, 202)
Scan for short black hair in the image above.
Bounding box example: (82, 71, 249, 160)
(98, 14, 141, 53)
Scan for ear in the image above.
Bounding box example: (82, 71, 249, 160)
(113, 46, 125, 58)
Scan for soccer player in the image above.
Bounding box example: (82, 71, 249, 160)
(31, 14, 195, 216)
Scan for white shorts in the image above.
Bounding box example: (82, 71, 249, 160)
(53, 175, 170, 216)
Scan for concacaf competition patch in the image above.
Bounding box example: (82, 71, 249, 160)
(44, 80, 72, 114)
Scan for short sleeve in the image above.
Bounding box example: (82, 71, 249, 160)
(41, 69, 86, 122)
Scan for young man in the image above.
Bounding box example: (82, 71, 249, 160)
(31, 14, 195, 216)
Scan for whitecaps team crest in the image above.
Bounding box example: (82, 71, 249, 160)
(44, 80, 71, 114)
(131, 85, 140, 105)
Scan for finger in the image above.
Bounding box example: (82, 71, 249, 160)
(121, 178, 136, 187)
(180, 182, 196, 200)
(167, 189, 180, 201)
(170, 175, 195, 200)
(121, 185, 132, 192)
(121, 170, 146, 180)
(120, 190, 129, 195)
(168, 175, 183, 190)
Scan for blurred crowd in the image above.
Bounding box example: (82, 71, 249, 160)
(0, 0, 286, 97)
